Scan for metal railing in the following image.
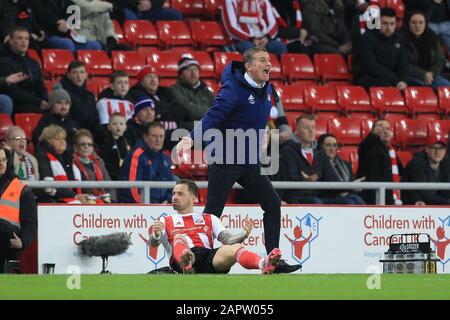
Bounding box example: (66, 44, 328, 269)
(24, 180, 450, 205)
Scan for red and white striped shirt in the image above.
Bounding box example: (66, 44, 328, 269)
(97, 98, 134, 125)
(161, 213, 225, 249)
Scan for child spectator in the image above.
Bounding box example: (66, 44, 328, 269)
(97, 71, 135, 125)
(97, 112, 131, 181)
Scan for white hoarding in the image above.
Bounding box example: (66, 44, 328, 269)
(38, 204, 450, 274)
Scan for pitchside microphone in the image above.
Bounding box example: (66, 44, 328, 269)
(79, 232, 132, 274)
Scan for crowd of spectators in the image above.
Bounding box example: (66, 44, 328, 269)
(0, 0, 449, 207)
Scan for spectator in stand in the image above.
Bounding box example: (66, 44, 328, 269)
(404, 0, 450, 52)
(32, 84, 80, 151)
(275, 114, 323, 204)
(0, 27, 48, 114)
(0, 72, 28, 115)
(124, 96, 156, 148)
(4, 126, 39, 181)
(73, 129, 114, 203)
(0, 0, 45, 52)
(97, 112, 131, 181)
(36, 124, 86, 204)
(302, 0, 352, 55)
(402, 11, 450, 88)
(118, 122, 175, 204)
(317, 133, 366, 205)
(270, 0, 319, 55)
(70, 0, 131, 55)
(402, 135, 450, 205)
(97, 70, 135, 126)
(59, 61, 102, 141)
(353, 8, 411, 90)
(357, 119, 403, 205)
(117, 0, 182, 23)
(30, 0, 102, 53)
(129, 65, 186, 149)
(222, 0, 287, 58)
(170, 54, 214, 131)
(0, 146, 37, 273)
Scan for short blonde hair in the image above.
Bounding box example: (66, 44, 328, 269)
(39, 125, 67, 142)
(74, 128, 93, 144)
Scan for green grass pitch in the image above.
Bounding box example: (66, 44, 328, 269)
(1, 274, 450, 300)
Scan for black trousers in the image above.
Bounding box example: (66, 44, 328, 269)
(0, 221, 16, 274)
(204, 164, 281, 254)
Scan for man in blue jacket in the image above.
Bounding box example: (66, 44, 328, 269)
(119, 121, 174, 203)
(176, 47, 301, 273)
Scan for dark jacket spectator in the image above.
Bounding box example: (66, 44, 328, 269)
(354, 29, 410, 89)
(29, 0, 74, 37)
(402, 11, 450, 88)
(0, 0, 45, 50)
(97, 131, 131, 181)
(0, 38, 48, 113)
(302, 0, 352, 54)
(402, 139, 450, 205)
(275, 139, 322, 204)
(118, 123, 175, 203)
(357, 128, 404, 205)
(128, 66, 187, 149)
(170, 55, 214, 131)
(32, 86, 80, 151)
(59, 75, 101, 140)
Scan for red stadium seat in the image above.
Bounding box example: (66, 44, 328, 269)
(28, 49, 42, 68)
(0, 114, 13, 141)
(437, 87, 450, 116)
(147, 50, 182, 78)
(111, 51, 146, 77)
(304, 85, 341, 115)
(191, 21, 229, 49)
(315, 116, 329, 139)
(156, 21, 193, 48)
(42, 49, 74, 78)
(281, 54, 316, 83)
(205, 81, 220, 95)
(349, 151, 359, 176)
(204, 0, 224, 17)
(395, 119, 428, 150)
(428, 120, 450, 142)
(396, 151, 413, 167)
(361, 118, 377, 138)
(214, 52, 242, 79)
(77, 50, 112, 76)
(91, 77, 111, 94)
(386, 0, 405, 18)
(159, 78, 177, 87)
(314, 54, 352, 82)
(369, 87, 408, 117)
(404, 87, 439, 117)
(112, 20, 126, 44)
(269, 53, 283, 80)
(277, 84, 307, 112)
(171, 0, 204, 15)
(124, 20, 158, 46)
(338, 146, 358, 161)
(328, 118, 362, 146)
(14, 113, 43, 140)
(191, 51, 215, 79)
(337, 86, 372, 117)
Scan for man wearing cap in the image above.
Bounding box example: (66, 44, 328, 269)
(124, 96, 156, 148)
(129, 65, 186, 149)
(170, 54, 215, 131)
(32, 84, 80, 152)
(402, 135, 450, 205)
(118, 121, 175, 204)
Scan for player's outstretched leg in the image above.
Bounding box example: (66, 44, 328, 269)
(213, 244, 282, 274)
(172, 235, 195, 274)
